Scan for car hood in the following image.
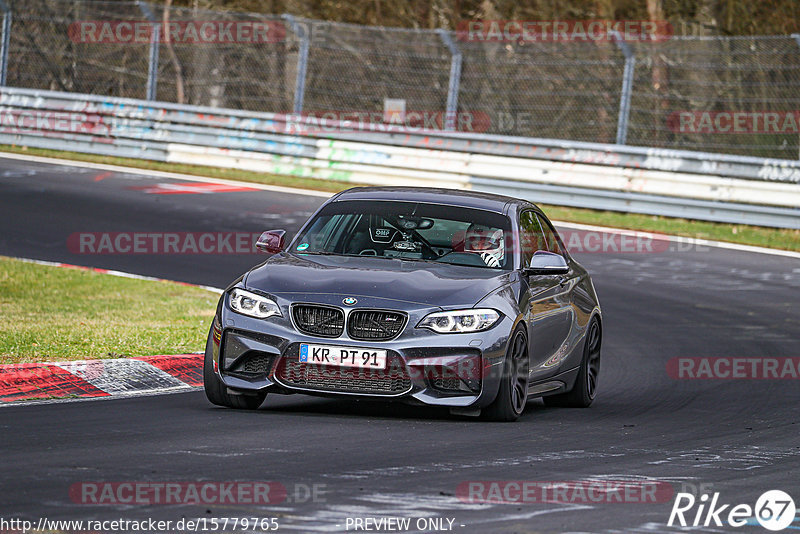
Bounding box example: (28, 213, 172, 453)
(244, 252, 515, 308)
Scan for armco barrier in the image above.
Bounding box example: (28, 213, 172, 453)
(0, 87, 798, 228)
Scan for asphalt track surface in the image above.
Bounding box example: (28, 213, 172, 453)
(0, 156, 798, 533)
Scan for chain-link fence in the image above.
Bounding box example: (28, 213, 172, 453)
(3, 0, 800, 159)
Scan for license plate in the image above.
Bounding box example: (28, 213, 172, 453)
(299, 343, 387, 369)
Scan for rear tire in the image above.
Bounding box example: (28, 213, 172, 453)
(544, 317, 601, 408)
(203, 325, 266, 410)
(483, 326, 529, 422)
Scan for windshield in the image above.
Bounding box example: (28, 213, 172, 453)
(292, 200, 513, 270)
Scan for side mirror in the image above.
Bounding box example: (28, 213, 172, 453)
(524, 251, 569, 275)
(256, 230, 286, 254)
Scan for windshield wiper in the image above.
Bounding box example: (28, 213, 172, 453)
(295, 251, 381, 259)
(397, 255, 501, 269)
(297, 251, 495, 269)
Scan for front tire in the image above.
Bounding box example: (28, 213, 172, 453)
(203, 325, 266, 410)
(483, 326, 529, 422)
(544, 316, 601, 408)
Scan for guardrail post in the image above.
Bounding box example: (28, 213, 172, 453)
(0, 0, 12, 86)
(611, 31, 635, 145)
(283, 14, 309, 114)
(137, 1, 159, 100)
(437, 29, 462, 131)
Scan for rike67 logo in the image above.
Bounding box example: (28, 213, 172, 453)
(669, 490, 796, 531)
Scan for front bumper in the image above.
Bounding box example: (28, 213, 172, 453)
(209, 295, 514, 409)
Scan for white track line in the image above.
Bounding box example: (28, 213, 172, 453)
(1, 151, 797, 259)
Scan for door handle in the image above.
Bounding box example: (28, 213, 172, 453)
(557, 275, 568, 287)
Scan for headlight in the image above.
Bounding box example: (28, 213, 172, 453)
(417, 308, 501, 333)
(228, 288, 281, 319)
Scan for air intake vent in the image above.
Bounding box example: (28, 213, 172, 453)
(242, 354, 274, 374)
(277, 352, 412, 395)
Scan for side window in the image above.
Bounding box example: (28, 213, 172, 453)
(519, 210, 547, 266)
(536, 214, 564, 256)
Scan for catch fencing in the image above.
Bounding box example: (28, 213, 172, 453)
(2, 0, 800, 159)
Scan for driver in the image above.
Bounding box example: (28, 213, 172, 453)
(464, 223, 505, 267)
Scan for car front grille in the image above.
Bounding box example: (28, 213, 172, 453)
(276, 352, 412, 395)
(292, 304, 345, 337)
(347, 310, 407, 341)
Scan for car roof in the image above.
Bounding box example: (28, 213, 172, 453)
(332, 187, 533, 215)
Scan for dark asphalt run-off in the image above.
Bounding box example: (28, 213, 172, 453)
(0, 156, 798, 533)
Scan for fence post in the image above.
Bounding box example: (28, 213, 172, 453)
(437, 29, 462, 131)
(0, 0, 11, 86)
(137, 1, 159, 100)
(283, 14, 309, 114)
(792, 34, 800, 159)
(611, 31, 635, 145)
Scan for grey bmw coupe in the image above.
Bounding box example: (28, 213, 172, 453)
(204, 187, 602, 421)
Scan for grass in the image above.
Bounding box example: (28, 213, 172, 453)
(0, 256, 217, 364)
(1, 144, 798, 252)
